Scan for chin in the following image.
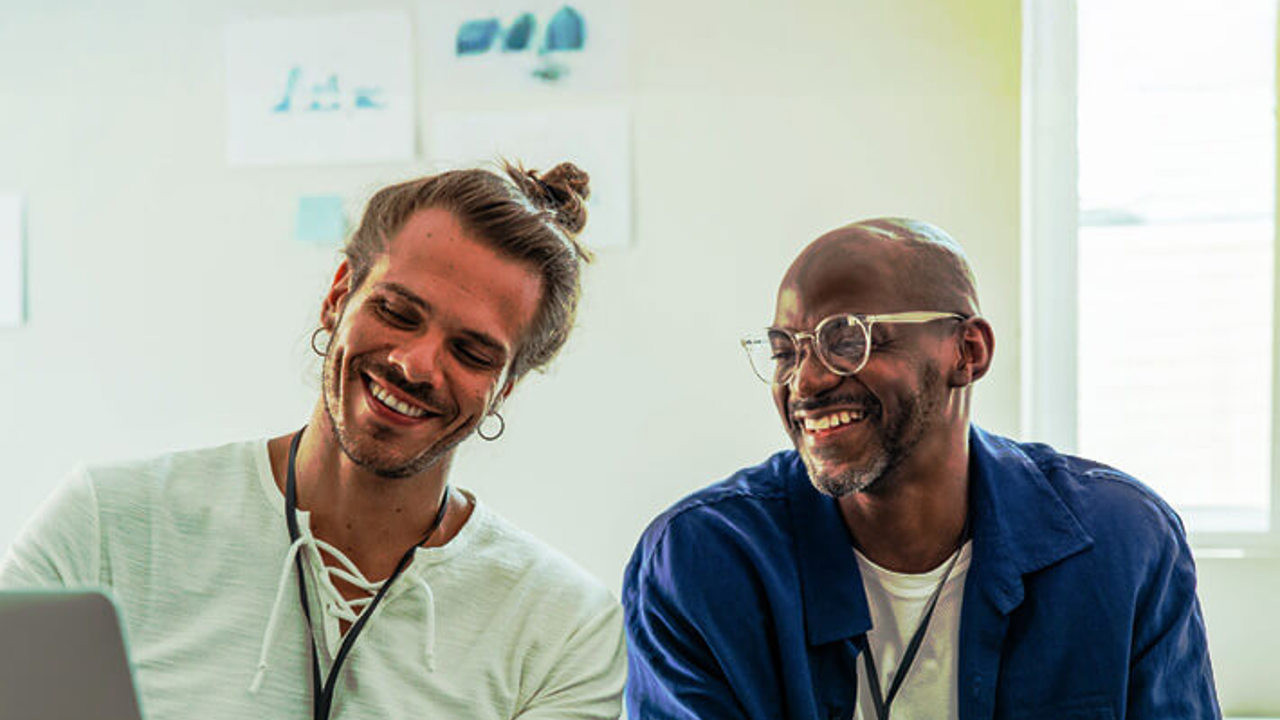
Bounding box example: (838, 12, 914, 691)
(350, 446, 431, 478)
(802, 453, 890, 498)
(323, 414, 444, 479)
(337, 430, 455, 480)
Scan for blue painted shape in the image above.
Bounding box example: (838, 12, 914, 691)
(457, 18, 500, 55)
(544, 6, 585, 52)
(296, 196, 347, 246)
(273, 66, 302, 113)
(353, 86, 385, 109)
(532, 61, 567, 82)
(503, 13, 536, 51)
(308, 74, 341, 111)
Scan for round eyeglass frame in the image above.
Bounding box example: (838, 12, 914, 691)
(740, 311, 968, 384)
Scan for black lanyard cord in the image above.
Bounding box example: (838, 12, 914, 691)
(859, 518, 970, 720)
(284, 428, 451, 720)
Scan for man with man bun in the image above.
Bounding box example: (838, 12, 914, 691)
(623, 218, 1219, 719)
(2, 162, 625, 719)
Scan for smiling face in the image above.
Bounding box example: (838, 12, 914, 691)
(319, 208, 543, 479)
(772, 225, 971, 497)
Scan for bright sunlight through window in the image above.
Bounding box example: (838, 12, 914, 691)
(1076, 0, 1276, 532)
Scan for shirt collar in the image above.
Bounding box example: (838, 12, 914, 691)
(965, 425, 1094, 613)
(786, 425, 1094, 646)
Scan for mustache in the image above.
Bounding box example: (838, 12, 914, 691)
(354, 357, 451, 415)
(789, 393, 881, 416)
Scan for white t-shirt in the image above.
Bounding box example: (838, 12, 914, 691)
(0, 439, 625, 720)
(852, 541, 972, 720)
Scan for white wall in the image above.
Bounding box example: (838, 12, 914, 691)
(0, 0, 1022, 584)
(9, 0, 1273, 715)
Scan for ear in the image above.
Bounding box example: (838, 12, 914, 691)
(948, 316, 995, 387)
(321, 260, 354, 332)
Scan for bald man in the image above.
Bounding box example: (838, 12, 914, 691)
(622, 219, 1219, 719)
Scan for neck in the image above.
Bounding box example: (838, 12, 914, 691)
(838, 422, 971, 574)
(268, 404, 465, 580)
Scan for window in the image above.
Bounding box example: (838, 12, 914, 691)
(1025, 0, 1278, 540)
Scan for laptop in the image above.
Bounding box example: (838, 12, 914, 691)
(0, 590, 143, 720)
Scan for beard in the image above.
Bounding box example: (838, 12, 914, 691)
(801, 363, 946, 498)
(804, 445, 889, 498)
(321, 346, 467, 479)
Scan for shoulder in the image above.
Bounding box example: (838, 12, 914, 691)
(979, 429, 1189, 568)
(631, 450, 798, 564)
(451, 499, 618, 615)
(2, 440, 266, 587)
(83, 439, 263, 486)
(1024, 439, 1186, 543)
(80, 439, 273, 541)
(623, 450, 803, 614)
(82, 439, 265, 503)
(439, 503, 625, 717)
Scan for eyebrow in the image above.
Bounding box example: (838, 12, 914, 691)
(378, 282, 428, 311)
(375, 281, 510, 357)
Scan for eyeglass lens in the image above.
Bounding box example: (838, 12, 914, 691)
(747, 317, 869, 383)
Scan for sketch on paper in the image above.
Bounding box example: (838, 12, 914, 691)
(271, 67, 387, 114)
(454, 6, 587, 83)
(225, 12, 415, 166)
(426, 1, 625, 93)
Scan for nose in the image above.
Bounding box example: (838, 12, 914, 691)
(788, 338, 842, 399)
(386, 333, 446, 387)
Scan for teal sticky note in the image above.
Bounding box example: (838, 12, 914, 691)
(296, 195, 347, 245)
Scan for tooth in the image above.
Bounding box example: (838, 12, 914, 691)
(399, 398, 424, 417)
(816, 417, 831, 430)
(840, 411, 851, 424)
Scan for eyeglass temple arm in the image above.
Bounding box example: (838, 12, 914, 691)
(863, 311, 969, 323)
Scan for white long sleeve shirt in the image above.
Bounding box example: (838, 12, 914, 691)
(0, 439, 625, 719)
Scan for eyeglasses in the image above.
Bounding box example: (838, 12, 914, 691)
(740, 311, 967, 384)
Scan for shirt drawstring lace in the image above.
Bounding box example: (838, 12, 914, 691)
(249, 532, 438, 693)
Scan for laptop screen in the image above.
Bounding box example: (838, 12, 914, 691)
(0, 590, 144, 720)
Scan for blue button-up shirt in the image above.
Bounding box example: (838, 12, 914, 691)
(622, 427, 1220, 719)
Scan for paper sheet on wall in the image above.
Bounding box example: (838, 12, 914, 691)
(0, 195, 24, 327)
(423, 0, 628, 95)
(430, 107, 632, 249)
(225, 12, 415, 166)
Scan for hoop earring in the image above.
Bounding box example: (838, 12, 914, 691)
(477, 411, 505, 441)
(310, 327, 330, 357)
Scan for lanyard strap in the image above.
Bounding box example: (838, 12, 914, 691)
(859, 521, 969, 720)
(284, 428, 450, 720)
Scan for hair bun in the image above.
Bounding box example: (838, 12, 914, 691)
(507, 161, 591, 237)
